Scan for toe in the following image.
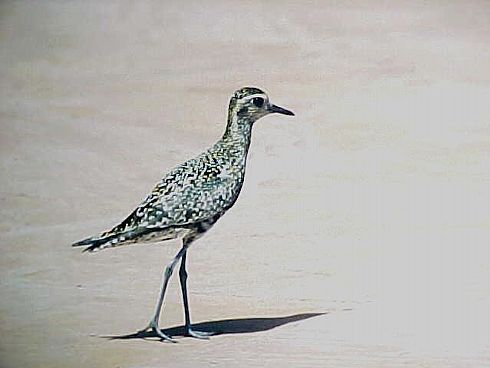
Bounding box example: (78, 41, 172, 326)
(187, 328, 213, 339)
(147, 322, 177, 343)
(154, 328, 177, 343)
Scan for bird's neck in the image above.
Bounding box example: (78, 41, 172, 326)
(222, 113, 253, 148)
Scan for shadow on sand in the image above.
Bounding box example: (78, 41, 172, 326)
(107, 312, 325, 341)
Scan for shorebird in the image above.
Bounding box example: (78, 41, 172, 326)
(72, 87, 294, 342)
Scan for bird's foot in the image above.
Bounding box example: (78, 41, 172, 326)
(141, 320, 177, 343)
(185, 326, 214, 339)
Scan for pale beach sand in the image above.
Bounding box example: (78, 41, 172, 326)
(1, 1, 489, 367)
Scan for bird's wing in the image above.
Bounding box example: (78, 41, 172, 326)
(101, 155, 243, 238)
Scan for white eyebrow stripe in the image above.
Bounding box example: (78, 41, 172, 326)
(242, 94, 267, 102)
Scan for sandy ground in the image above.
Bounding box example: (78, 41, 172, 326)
(1, 1, 490, 367)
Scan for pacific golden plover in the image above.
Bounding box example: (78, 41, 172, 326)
(73, 87, 294, 342)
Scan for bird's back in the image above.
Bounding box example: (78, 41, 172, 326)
(73, 138, 248, 252)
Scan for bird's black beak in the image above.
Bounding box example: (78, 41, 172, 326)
(269, 104, 295, 116)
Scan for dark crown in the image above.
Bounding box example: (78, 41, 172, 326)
(233, 87, 265, 100)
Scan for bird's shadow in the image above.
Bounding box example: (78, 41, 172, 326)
(106, 312, 325, 341)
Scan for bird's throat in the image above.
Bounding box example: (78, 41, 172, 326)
(223, 114, 253, 143)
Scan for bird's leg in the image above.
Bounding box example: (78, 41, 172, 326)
(142, 244, 188, 343)
(178, 249, 213, 339)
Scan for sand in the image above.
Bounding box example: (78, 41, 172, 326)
(1, 1, 489, 367)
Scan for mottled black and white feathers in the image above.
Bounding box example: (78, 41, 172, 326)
(73, 87, 294, 252)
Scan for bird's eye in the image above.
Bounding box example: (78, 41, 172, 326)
(251, 97, 264, 108)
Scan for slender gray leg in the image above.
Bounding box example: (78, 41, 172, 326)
(142, 244, 188, 342)
(179, 250, 213, 339)
(179, 251, 191, 327)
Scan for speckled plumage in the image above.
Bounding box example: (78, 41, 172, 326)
(75, 133, 247, 251)
(72, 87, 294, 342)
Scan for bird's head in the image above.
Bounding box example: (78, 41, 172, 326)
(227, 87, 294, 126)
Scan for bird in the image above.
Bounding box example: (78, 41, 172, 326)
(72, 87, 294, 342)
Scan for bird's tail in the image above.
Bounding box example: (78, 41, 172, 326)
(72, 225, 159, 253)
(71, 234, 119, 253)
(72, 206, 149, 253)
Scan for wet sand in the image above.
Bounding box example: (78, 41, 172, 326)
(1, 1, 489, 367)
